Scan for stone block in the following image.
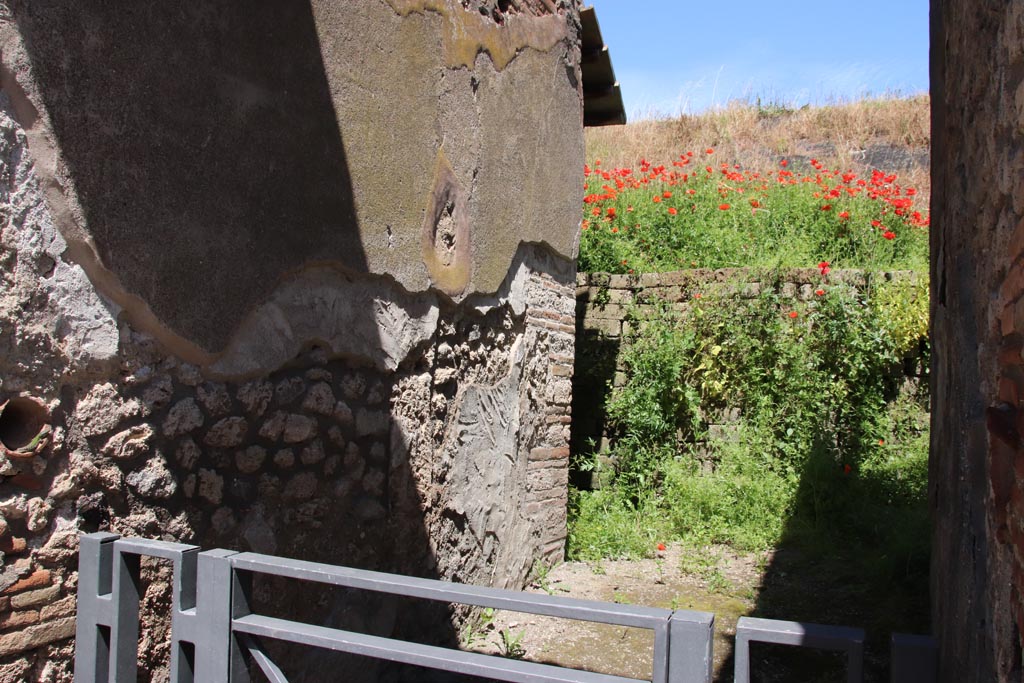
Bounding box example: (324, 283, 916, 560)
(0, 610, 38, 631)
(38, 596, 75, 621)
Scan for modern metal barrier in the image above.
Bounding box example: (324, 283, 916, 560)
(733, 616, 865, 683)
(73, 533, 716, 683)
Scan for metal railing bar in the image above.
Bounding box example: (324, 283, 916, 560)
(233, 613, 646, 683)
(230, 552, 681, 629)
(114, 538, 200, 561)
(651, 621, 668, 683)
(736, 617, 865, 649)
(239, 634, 290, 683)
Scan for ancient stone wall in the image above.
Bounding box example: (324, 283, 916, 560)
(0, 1, 582, 680)
(929, 1, 1024, 680)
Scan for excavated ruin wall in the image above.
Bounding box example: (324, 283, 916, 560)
(930, 1, 1024, 680)
(0, 1, 583, 680)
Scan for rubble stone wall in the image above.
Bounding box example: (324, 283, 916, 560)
(929, 1, 1024, 680)
(0, 1, 582, 680)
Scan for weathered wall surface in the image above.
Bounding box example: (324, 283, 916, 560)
(0, 0, 582, 680)
(930, 1, 1024, 680)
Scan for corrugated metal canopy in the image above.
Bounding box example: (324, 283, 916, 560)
(581, 6, 625, 127)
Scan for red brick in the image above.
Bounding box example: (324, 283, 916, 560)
(0, 538, 26, 555)
(3, 570, 51, 596)
(528, 447, 569, 462)
(39, 596, 75, 621)
(1001, 262, 1024, 300)
(1000, 377, 1022, 406)
(1009, 227, 1024, 272)
(7, 474, 44, 491)
(0, 610, 38, 631)
(1002, 303, 1017, 338)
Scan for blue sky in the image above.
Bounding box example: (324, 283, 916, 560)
(587, 1, 930, 120)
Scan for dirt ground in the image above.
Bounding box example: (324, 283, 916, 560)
(463, 543, 767, 681)
(458, 537, 927, 683)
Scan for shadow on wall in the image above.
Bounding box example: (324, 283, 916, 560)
(10, 0, 365, 351)
(8, 2, 466, 681)
(569, 297, 620, 489)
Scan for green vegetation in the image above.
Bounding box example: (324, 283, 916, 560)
(579, 155, 929, 275)
(568, 275, 930, 595)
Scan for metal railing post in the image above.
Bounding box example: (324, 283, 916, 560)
(109, 545, 141, 681)
(668, 611, 714, 683)
(169, 546, 200, 683)
(193, 549, 244, 683)
(733, 617, 864, 683)
(74, 532, 119, 683)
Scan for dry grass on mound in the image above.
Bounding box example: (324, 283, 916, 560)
(586, 95, 931, 198)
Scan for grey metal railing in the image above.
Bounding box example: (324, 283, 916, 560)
(733, 616, 865, 683)
(73, 533, 715, 683)
(73, 533, 937, 683)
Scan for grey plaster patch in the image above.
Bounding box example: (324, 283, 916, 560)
(208, 267, 441, 377)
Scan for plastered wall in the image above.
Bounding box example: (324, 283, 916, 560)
(0, 1, 583, 679)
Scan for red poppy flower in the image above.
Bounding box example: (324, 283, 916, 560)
(705, 148, 714, 154)
(878, 439, 885, 446)
(611, 227, 619, 233)
(788, 311, 798, 319)
(838, 211, 850, 220)
(581, 220, 590, 230)
(820, 204, 832, 211)
(657, 543, 666, 551)
(668, 207, 678, 215)
(780, 159, 788, 167)
(718, 203, 731, 210)
(663, 191, 673, 199)
(818, 261, 831, 276)
(653, 195, 662, 203)
(883, 231, 896, 240)
(606, 207, 616, 217)
(814, 288, 825, 296)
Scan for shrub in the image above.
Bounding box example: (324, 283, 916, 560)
(568, 274, 930, 561)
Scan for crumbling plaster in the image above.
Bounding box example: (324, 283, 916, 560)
(0, 0, 584, 368)
(0, 0, 583, 679)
